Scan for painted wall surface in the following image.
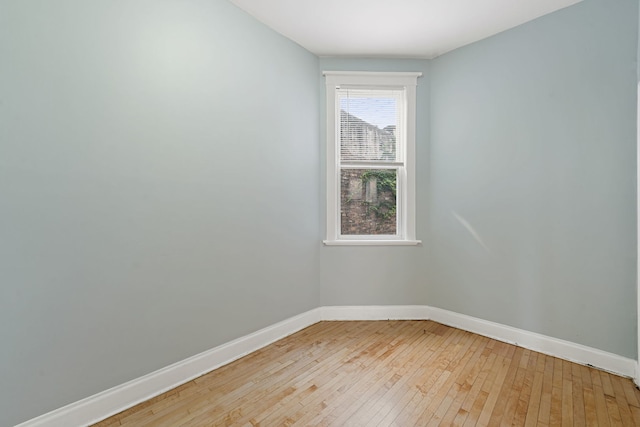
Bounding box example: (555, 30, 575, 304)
(0, 0, 320, 425)
(428, 0, 638, 358)
(637, 0, 640, 386)
(318, 58, 430, 306)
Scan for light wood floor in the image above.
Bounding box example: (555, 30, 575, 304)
(93, 321, 640, 426)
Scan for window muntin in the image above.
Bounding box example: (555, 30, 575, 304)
(324, 71, 421, 245)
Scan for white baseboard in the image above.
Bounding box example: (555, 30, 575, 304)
(15, 308, 322, 427)
(317, 305, 635, 378)
(425, 306, 636, 378)
(16, 304, 637, 427)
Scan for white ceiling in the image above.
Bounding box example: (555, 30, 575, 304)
(230, 0, 583, 58)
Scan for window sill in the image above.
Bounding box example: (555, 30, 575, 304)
(323, 240, 422, 246)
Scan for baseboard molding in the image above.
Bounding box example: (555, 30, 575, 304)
(16, 304, 637, 426)
(317, 305, 635, 378)
(15, 308, 322, 427)
(425, 306, 636, 379)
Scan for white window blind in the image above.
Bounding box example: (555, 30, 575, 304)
(337, 89, 405, 164)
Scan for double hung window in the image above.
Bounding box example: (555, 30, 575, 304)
(323, 71, 421, 245)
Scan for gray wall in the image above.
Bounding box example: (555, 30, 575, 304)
(0, 1, 320, 425)
(318, 58, 431, 306)
(428, 0, 638, 357)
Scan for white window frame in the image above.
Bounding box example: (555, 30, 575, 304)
(323, 71, 422, 246)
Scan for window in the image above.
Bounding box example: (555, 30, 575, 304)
(323, 71, 422, 245)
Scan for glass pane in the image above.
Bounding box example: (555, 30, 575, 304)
(341, 168, 397, 236)
(338, 89, 401, 162)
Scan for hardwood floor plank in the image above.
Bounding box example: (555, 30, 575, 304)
(619, 377, 640, 408)
(629, 404, 640, 425)
(549, 357, 564, 426)
(593, 384, 613, 427)
(521, 357, 542, 427)
(293, 322, 453, 426)
(240, 322, 414, 426)
(460, 350, 498, 427)
(601, 370, 616, 397)
(369, 330, 468, 425)
(575, 365, 596, 427)
(402, 332, 481, 426)
(475, 352, 513, 425)
(484, 345, 523, 425)
(342, 332, 440, 425)
(437, 336, 490, 426)
(503, 350, 535, 426)
(583, 387, 599, 427)
(303, 321, 430, 426)
(561, 363, 574, 427)
(418, 337, 479, 419)
(605, 394, 624, 426)
(92, 321, 637, 427)
(536, 355, 554, 426)
(571, 362, 586, 426)
(610, 374, 634, 426)
(583, 366, 610, 427)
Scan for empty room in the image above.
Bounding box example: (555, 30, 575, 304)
(2, 0, 640, 425)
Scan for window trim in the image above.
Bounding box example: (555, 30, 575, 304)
(323, 71, 422, 246)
